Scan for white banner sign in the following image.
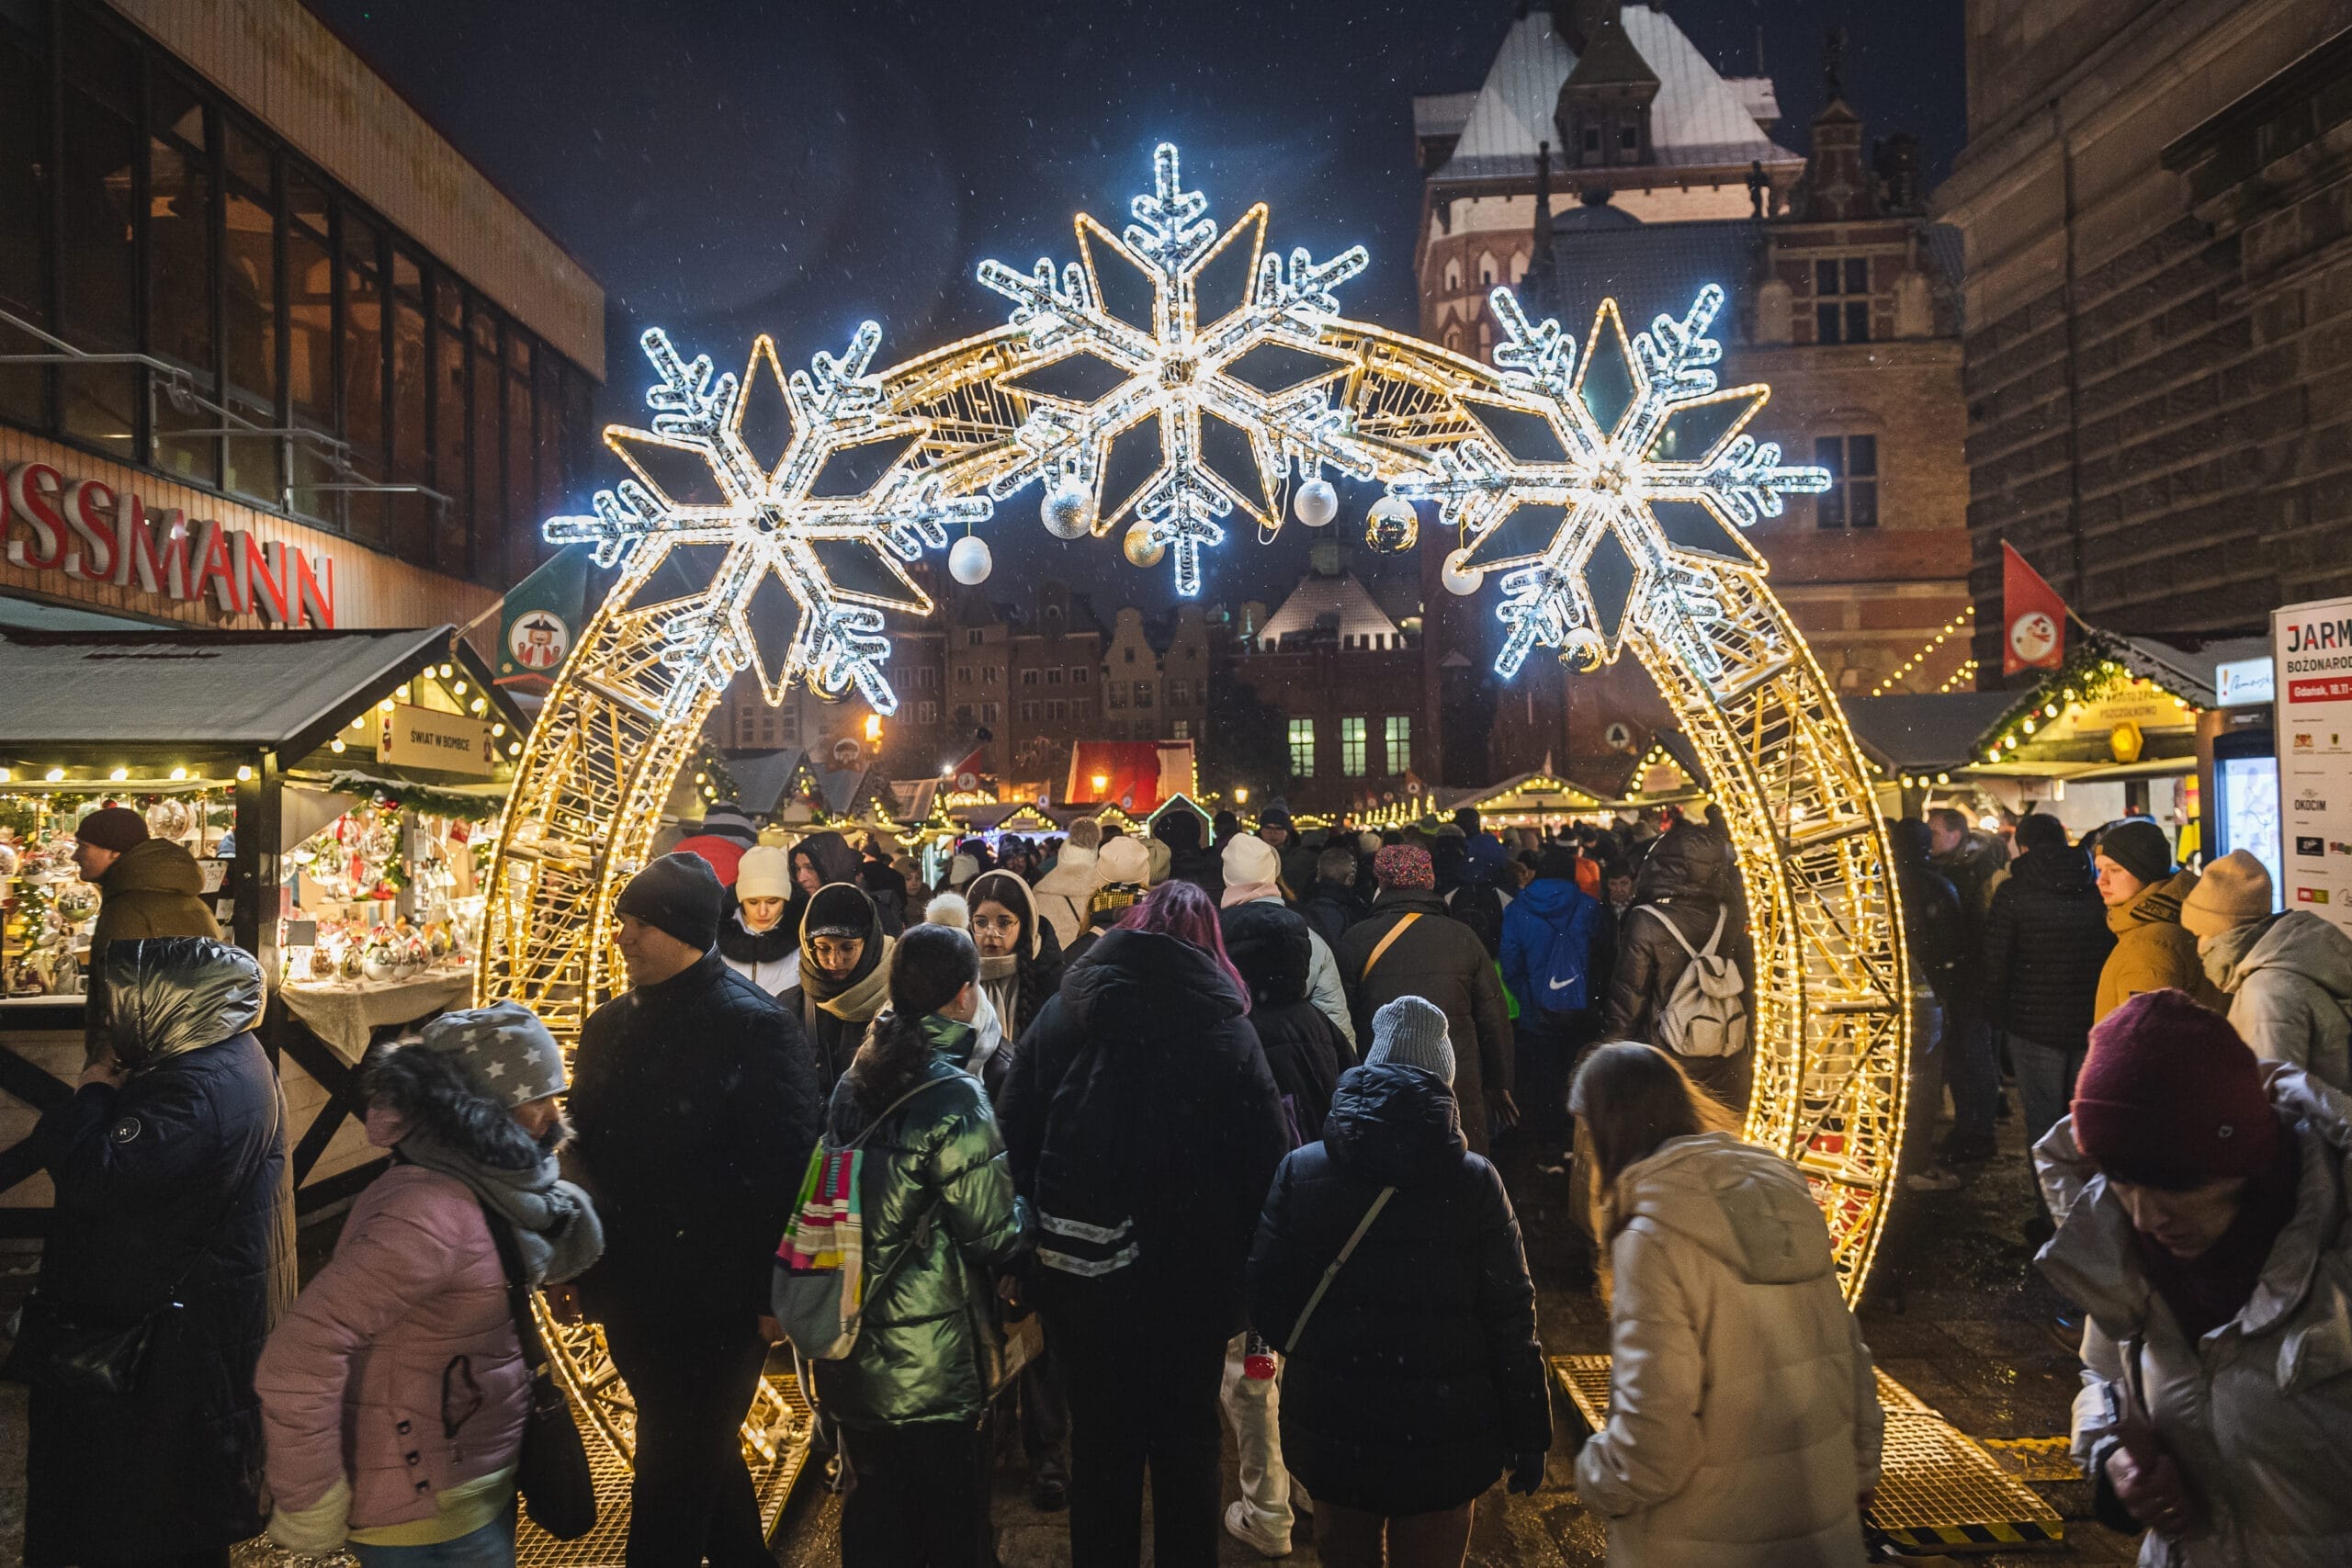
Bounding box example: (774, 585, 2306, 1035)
(2273, 596, 2352, 938)
(377, 701, 495, 777)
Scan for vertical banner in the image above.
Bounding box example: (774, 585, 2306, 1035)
(2001, 543, 2067, 676)
(2273, 594, 2352, 939)
(495, 543, 592, 691)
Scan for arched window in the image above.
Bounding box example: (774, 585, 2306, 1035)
(1444, 326, 1464, 355)
(1477, 251, 1498, 288)
(1510, 251, 1529, 284)
(1442, 257, 1463, 292)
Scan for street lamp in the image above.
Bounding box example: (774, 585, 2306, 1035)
(1091, 773, 1109, 795)
(1233, 786, 1250, 806)
(863, 713, 882, 744)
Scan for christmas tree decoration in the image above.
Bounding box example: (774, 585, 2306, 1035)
(1292, 477, 1338, 527)
(1121, 520, 1166, 569)
(1364, 494, 1419, 553)
(1040, 478, 1093, 539)
(1442, 547, 1485, 597)
(948, 535, 993, 584)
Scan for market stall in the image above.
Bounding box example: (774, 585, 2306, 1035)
(0, 625, 523, 1230)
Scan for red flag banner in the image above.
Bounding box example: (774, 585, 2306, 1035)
(2001, 543, 2067, 675)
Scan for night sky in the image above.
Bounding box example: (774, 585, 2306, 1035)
(315, 0, 1964, 609)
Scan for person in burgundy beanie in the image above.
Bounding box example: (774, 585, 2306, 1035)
(2034, 987, 2352, 1562)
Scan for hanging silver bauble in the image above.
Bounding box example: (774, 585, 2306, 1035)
(1441, 547, 1485, 596)
(1364, 494, 1419, 554)
(1292, 478, 1338, 527)
(948, 535, 993, 585)
(1041, 479, 1094, 540)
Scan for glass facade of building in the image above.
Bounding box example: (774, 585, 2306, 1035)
(0, 1, 597, 590)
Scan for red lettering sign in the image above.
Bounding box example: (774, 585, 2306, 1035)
(3, 460, 335, 627)
(2290, 677, 2352, 705)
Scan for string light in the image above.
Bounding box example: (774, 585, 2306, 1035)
(108, 767, 127, 781)
(44, 768, 62, 782)
(237, 765, 253, 782)
(1869, 605, 1977, 697)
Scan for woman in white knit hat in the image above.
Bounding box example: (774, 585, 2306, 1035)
(718, 844, 797, 996)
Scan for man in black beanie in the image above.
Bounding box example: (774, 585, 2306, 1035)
(567, 852, 820, 1567)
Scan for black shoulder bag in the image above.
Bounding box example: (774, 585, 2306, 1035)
(480, 1204, 598, 1541)
(4, 1088, 274, 1399)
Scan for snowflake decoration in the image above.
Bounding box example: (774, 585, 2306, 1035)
(977, 142, 1376, 594)
(1392, 284, 1830, 683)
(546, 325, 987, 720)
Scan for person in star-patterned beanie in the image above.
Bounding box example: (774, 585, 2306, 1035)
(418, 1000, 569, 1108)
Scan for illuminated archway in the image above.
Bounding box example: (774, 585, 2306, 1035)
(476, 144, 1908, 1495)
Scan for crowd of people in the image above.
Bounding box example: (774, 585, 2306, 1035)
(13, 789, 2352, 1567)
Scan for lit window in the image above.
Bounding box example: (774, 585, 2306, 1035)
(1171, 718, 1190, 739)
(1288, 718, 1316, 777)
(1815, 257, 1871, 344)
(1815, 434, 1879, 528)
(1341, 716, 1367, 776)
(1385, 715, 1411, 774)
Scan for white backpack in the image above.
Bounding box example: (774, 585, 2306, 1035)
(1642, 905, 1748, 1059)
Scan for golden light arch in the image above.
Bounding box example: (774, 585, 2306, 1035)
(474, 143, 1909, 1507)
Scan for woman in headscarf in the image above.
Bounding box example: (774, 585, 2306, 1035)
(789, 831, 862, 925)
(779, 881, 894, 1091)
(966, 869, 1066, 1064)
(718, 844, 798, 997)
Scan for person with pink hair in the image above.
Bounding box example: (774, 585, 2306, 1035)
(997, 880, 1291, 1568)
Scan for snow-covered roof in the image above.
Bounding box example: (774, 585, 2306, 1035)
(1414, 90, 1478, 140)
(1258, 570, 1405, 650)
(1432, 6, 1801, 185)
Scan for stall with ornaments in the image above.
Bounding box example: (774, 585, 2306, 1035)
(0, 624, 523, 1231)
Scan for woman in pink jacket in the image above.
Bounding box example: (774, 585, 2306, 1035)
(258, 1003, 603, 1565)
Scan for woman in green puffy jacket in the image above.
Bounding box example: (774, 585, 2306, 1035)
(811, 921, 1028, 1567)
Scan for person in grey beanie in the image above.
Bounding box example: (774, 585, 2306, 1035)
(1248, 993, 1549, 1565)
(569, 857, 822, 1567)
(258, 999, 602, 1562)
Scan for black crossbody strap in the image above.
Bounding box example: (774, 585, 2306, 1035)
(479, 1203, 551, 1373)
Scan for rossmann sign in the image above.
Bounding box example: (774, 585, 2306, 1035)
(2, 460, 334, 628)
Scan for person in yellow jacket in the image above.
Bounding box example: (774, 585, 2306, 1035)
(2090, 820, 2223, 1020)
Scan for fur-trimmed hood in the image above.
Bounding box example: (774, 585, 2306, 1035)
(364, 1043, 603, 1284)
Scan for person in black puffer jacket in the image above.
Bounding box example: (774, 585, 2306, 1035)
(1152, 807, 1225, 902)
(997, 881, 1289, 1568)
(1222, 899, 1351, 1147)
(24, 936, 292, 1568)
(1601, 822, 1755, 1114)
(568, 853, 822, 1568)
(1249, 998, 1550, 1559)
(1983, 812, 2116, 1181)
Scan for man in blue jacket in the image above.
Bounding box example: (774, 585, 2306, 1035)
(1500, 845, 1603, 1169)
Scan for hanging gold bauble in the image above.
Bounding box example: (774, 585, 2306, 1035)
(1123, 522, 1165, 569)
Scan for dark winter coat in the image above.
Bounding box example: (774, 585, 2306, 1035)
(1151, 812, 1224, 901)
(85, 836, 220, 1060)
(570, 949, 821, 1322)
(1301, 877, 1357, 949)
(26, 938, 290, 1566)
(1981, 844, 2115, 1053)
(1222, 901, 1352, 1146)
(1602, 825, 1751, 1046)
(1895, 855, 1965, 1012)
(1335, 887, 1513, 1155)
(996, 929, 1288, 1344)
(1248, 1063, 1550, 1517)
(809, 1021, 1026, 1427)
(1279, 840, 1322, 905)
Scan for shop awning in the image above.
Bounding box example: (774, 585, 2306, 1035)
(0, 625, 515, 759)
(1843, 693, 2017, 775)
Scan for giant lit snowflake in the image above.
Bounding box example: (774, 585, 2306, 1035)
(1391, 285, 1830, 682)
(546, 324, 986, 720)
(977, 142, 1375, 594)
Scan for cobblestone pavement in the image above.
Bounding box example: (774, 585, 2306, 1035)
(0, 1094, 2142, 1565)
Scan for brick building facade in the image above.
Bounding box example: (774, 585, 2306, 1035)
(1936, 0, 2352, 659)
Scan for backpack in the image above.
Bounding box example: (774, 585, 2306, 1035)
(772, 1077, 950, 1360)
(1642, 905, 1748, 1059)
(1026, 1038, 1149, 1314)
(1445, 883, 1509, 959)
(1534, 894, 1601, 1013)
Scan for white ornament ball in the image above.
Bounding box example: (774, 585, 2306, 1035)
(1122, 522, 1165, 570)
(948, 536, 993, 585)
(1041, 479, 1093, 540)
(1364, 494, 1419, 554)
(1442, 547, 1485, 597)
(1293, 478, 1338, 527)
